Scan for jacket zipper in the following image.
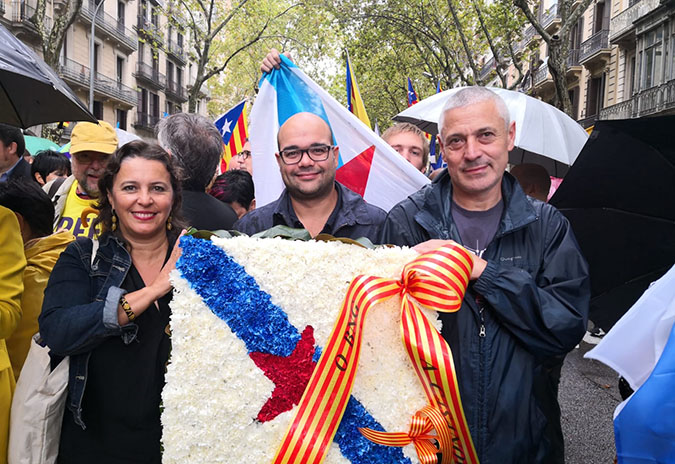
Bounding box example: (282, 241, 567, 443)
(477, 305, 486, 456)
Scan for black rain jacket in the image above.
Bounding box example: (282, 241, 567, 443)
(380, 170, 590, 463)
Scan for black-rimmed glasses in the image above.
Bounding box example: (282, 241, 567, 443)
(279, 144, 333, 165)
(236, 150, 251, 159)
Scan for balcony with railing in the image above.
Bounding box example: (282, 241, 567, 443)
(541, 3, 561, 32)
(80, 1, 137, 52)
(478, 56, 496, 81)
(165, 80, 187, 102)
(609, 0, 659, 44)
(59, 57, 137, 107)
(533, 64, 551, 86)
(134, 61, 165, 89)
(598, 99, 634, 119)
(167, 39, 186, 64)
(59, 57, 91, 87)
(9, 1, 52, 35)
(136, 14, 163, 45)
(567, 49, 580, 68)
(134, 111, 160, 131)
(520, 25, 538, 49)
(579, 29, 611, 65)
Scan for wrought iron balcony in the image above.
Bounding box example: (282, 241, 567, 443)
(95, 70, 137, 106)
(136, 14, 163, 45)
(579, 29, 610, 64)
(167, 39, 186, 64)
(165, 80, 187, 102)
(609, 0, 659, 43)
(9, 1, 52, 33)
(533, 64, 550, 86)
(134, 61, 165, 89)
(567, 49, 580, 68)
(59, 57, 137, 107)
(134, 111, 160, 131)
(478, 56, 496, 81)
(80, 1, 137, 53)
(541, 3, 560, 31)
(59, 57, 91, 88)
(599, 99, 634, 119)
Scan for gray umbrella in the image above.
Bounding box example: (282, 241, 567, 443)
(0, 23, 96, 128)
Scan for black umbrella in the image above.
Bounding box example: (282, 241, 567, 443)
(0, 23, 96, 128)
(550, 116, 675, 331)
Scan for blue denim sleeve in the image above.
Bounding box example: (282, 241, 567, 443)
(38, 241, 138, 356)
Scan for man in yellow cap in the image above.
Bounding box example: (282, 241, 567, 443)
(44, 121, 118, 238)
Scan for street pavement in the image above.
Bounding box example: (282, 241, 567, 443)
(560, 335, 623, 464)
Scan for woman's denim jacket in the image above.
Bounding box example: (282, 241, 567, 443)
(39, 233, 138, 429)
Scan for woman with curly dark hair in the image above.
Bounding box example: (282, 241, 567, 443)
(39, 140, 186, 463)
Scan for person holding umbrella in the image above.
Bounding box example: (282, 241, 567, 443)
(380, 87, 590, 463)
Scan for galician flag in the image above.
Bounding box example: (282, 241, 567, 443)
(585, 264, 675, 463)
(214, 99, 249, 172)
(346, 51, 371, 129)
(249, 55, 429, 211)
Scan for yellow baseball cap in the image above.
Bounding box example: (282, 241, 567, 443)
(70, 121, 118, 155)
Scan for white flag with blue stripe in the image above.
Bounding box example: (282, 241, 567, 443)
(249, 55, 429, 211)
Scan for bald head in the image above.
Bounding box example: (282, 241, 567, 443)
(278, 112, 333, 150)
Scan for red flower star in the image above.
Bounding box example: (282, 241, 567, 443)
(249, 325, 317, 423)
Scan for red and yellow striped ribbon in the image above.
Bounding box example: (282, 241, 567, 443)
(272, 244, 479, 464)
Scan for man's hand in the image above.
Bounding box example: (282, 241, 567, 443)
(261, 48, 293, 73)
(413, 239, 487, 280)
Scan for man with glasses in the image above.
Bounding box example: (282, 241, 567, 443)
(45, 121, 118, 238)
(228, 139, 253, 175)
(234, 112, 386, 241)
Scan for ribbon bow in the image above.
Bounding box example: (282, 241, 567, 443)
(273, 244, 479, 464)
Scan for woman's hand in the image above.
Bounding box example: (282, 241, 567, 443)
(149, 230, 185, 297)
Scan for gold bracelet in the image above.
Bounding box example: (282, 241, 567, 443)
(120, 296, 136, 322)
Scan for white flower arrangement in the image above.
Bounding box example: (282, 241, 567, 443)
(162, 236, 441, 463)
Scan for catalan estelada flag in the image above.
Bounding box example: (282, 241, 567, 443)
(214, 100, 248, 172)
(407, 78, 418, 107)
(346, 52, 371, 129)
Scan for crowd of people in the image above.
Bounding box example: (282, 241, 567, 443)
(0, 77, 589, 463)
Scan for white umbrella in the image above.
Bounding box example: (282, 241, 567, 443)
(115, 127, 141, 146)
(394, 87, 588, 176)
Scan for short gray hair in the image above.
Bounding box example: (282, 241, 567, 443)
(156, 113, 223, 191)
(438, 87, 511, 136)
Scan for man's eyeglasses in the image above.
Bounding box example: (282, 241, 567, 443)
(236, 150, 251, 159)
(279, 145, 333, 165)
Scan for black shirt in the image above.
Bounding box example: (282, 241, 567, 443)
(58, 253, 172, 463)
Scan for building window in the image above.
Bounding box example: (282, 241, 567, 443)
(586, 75, 605, 117)
(176, 67, 182, 87)
(93, 101, 103, 120)
(151, 92, 160, 118)
(640, 27, 663, 89)
(116, 56, 124, 83)
(94, 43, 100, 73)
(116, 109, 127, 130)
(117, 1, 125, 26)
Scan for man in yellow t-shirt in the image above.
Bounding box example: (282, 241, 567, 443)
(44, 121, 118, 238)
